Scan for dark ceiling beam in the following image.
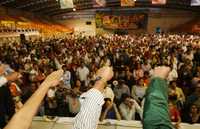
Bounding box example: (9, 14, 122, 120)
(0, 0, 15, 5)
(30, 1, 59, 12)
(41, 6, 61, 14)
(16, 0, 50, 9)
(48, 9, 73, 16)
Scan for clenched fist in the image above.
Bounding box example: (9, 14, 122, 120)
(153, 66, 171, 79)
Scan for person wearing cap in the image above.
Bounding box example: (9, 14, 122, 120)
(73, 66, 113, 129)
(143, 66, 174, 129)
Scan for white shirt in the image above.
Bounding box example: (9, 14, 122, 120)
(168, 69, 178, 82)
(119, 100, 143, 120)
(63, 71, 71, 89)
(76, 66, 89, 82)
(0, 76, 7, 87)
(47, 88, 56, 98)
(73, 88, 104, 129)
(103, 86, 115, 102)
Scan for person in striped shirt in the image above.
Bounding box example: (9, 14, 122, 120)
(73, 66, 114, 129)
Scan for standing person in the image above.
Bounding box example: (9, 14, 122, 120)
(73, 66, 113, 129)
(0, 64, 21, 129)
(4, 69, 64, 129)
(143, 66, 174, 129)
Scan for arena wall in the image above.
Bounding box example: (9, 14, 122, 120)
(58, 17, 96, 36)
(56, 9, 199, 35)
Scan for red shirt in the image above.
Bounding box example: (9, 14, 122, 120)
(169, 106, 180, 122)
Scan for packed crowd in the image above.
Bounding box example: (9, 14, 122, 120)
(0, 34, 200, 127)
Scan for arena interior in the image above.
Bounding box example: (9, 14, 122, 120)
(0, 0, 200, 129)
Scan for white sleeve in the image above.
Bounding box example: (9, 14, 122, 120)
(0, 76, 8, 87)
(134, 100, 143, 119)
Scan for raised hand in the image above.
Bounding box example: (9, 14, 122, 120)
(41, 69, 64, 88)
(153, 66, 171, 79)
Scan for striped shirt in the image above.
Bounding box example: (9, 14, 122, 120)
(72, 88, 104, 129)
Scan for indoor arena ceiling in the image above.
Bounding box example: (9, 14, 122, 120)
(0, 0, 199, 16)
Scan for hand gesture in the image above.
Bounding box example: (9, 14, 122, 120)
(153, 66, 171, 79)
(42, 69, 64, 88)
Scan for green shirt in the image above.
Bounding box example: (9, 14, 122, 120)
(143, 77, 173, 128)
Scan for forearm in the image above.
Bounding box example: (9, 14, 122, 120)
(4, 83, 49, 129)
(113, 104, 121, 120)
(100, 110, 108, 121)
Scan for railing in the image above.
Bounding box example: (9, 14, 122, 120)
(31, 117, 200, 129)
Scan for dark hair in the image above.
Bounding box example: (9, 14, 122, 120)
(190, 104, 200, 113)
(120, 93, 130, 103)
(104, 98, 112, 102)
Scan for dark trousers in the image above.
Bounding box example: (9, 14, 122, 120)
(0, 116, 6, 129)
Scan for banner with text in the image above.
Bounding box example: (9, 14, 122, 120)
(96, 13, 147, 30)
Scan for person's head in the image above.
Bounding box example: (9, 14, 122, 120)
(144, 71, 149, 78)
(194, 83, 200, 96)
(121, 94, 132, 108)
(81, 61, 85, 68)
(138, 78, 144, 86)
(118, 79, 125, 87)
(190, 104, 199, 114)
(168, 101, 175, 110)
(170, 80, 177, 89)
(30, 83, 37, 92)
(75, 79, 81, 87)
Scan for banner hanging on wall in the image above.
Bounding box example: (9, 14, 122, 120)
(121, 0, 135, 7)
(60, 0, 74, 9)
(96, 13, 147, 30)
(191, 0, 200, 6)
(93, 0, 107, 7)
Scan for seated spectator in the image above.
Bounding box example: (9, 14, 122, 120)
(113, 80, 130, 104)
(133, 63, 144, 82)
(46, 87, 57, 116)
(141, 61, 151, 72)
(62, 65, 71, 89)
(131, 78, 147, 103)
(169, 101, 181, 128)
(76, 62, 90, 87)
(67, 92, 80, 117)
(184, 104, 200, 124)
(119, 94, 142, 120)
(169, 80, 185, 110)
(99, 98, 121, 121)
(168, 65, 178, 82)
(185, 83, 200, 110)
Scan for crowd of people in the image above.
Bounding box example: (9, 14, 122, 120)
(0, 33, 200, 128)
